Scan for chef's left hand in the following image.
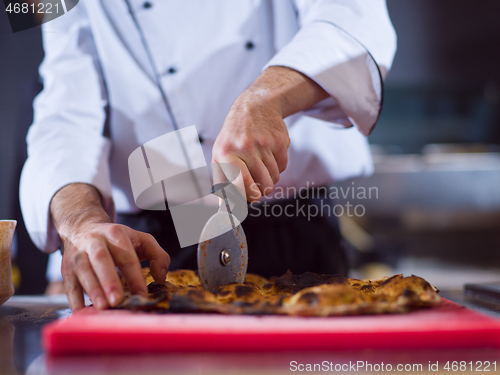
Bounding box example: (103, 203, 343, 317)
(212, 66, 329, 202)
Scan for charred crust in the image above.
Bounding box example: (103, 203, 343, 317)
(360, 285, 375, 293)
(235, 285, 255, 298)
(402, 289, 416, 298)
(150, 290, 168, 300)
(299, 292, 319, 305)
(148, 282, 166, 294)
(262, 283, 274, 290)
(379, 274, 401, 286)
(274, 270, 348, 293)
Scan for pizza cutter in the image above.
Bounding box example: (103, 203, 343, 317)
(197, 181, 248, 290)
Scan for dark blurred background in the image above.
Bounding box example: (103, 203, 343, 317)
(1, 0, 500, 293)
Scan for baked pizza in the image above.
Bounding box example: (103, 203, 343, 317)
(117, 268, 442, 316)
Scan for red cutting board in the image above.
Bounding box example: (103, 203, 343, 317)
(43, 299, 500, 355)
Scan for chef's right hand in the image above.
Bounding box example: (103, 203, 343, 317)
(50, 183, 170, 311)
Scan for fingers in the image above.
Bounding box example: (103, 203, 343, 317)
(61, 223, 171, 312)
(216, 154, 262, 202)
(261, 150, 281, 184)
(134, 232, 171, 284)
(74, 250, 109, 309)
(212, 104, 290, 202)
(273, 135, 290, 173)
(105, 227, 147, 298)
(245, 156, 275, 197)
(84, 235, 124, 307)
(216, 150, 281, 201)
(62, 258, 86, 311)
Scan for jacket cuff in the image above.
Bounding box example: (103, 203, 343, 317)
(264, 21, 384, 135)
(20, 136, 115, 253)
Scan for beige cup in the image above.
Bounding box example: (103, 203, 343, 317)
(0, 220, 16, 306)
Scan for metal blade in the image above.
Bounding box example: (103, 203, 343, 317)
(197, 212, 248, 290)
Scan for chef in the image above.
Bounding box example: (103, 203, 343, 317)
(20, 0, 396, 311)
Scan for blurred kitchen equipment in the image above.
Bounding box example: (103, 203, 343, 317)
(0, 220, 17, 306)
(465, 282, 500, 305)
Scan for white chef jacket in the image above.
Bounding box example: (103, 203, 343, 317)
(20, 0, 397, 253)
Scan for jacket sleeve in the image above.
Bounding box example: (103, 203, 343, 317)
(265, 0, 397, 135)
(20, 2, 115, 253)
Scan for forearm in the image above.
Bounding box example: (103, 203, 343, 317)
(50, 183, 112, 245)
(238, 66, 329, 119)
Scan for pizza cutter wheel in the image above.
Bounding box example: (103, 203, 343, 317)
(197, 212, 248, 290)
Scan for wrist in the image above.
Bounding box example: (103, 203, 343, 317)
(61, 207, 112, 239)
(50, 183, 112, 243)
(233, 87, 284, 120)
(241, 66, 329, 119)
